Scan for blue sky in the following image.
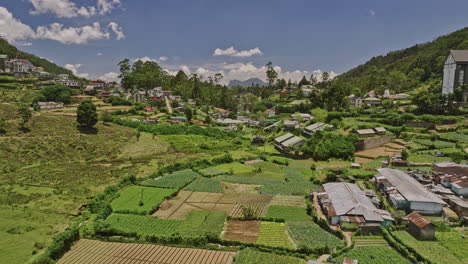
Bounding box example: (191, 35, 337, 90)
(1, 0, 468, 83)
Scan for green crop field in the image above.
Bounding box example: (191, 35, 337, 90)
(105, 210, 226, 238)
(439, 132, 468, 143)
(393, 231, 464, 264)
(111, 186, 176, 214)
(332, 246, 411, 264)
(435, 231, 468, 263)
(265, 206, 310, 221)
(105, 214, 181, 236)
(142, 169, 199, 188)
(215, 162, 254, 174)
(177, 210, 226, 238)
(235, 249, 306, 264)
(183, 177, 224, 193)
(256, 222, 293, 249)
(221, 176, 282, 185)
(287, 221, 343, 249)
(198, 167, 226, 177)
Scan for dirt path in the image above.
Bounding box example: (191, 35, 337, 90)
(343, 231, 353, 247)
(165, 96, 173, 114)
(312, 192, 327, 220)
(316, 254, 330, 262)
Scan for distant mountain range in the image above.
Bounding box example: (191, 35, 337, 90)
(228, 78, 267, 87)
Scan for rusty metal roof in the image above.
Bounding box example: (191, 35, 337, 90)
(407, 212, 432, 228)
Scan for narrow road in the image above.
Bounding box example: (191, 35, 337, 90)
(316, 254, 330, 263)
(312, 192, 327, 220)
(164, 96, 173, 114)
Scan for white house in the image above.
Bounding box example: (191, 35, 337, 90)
(5, 59, 34, 73)
(442, 50, 468, 102)
(36, 102, 64, 110)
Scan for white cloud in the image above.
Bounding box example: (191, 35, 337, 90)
(28, 0, 120, 18)
(213, 46, 263, 57)
(98, 71, 119, 82)
(36, 22, 111, 44)
(133, 56, 169, 63)
(108, 22, 125, 40)
(165, 62, 337, 86)
(97, 52, 103, 56)
(0, 7, 36, 44)
(64, 63, 89, 78)
(0, 8, 124, 45)
(370, 9, 376, 16)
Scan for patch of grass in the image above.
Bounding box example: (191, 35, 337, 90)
(256, 222, 294, 249)
(198, 167, 226, 177)
(215, 162, 254, 174)
(105, 214, 180, 236)
(392, 230, 464, 264)
(183, 177, 224, 193)
(265, 206, 310, 221)
(235, 249, 306, 264)
(287, 221, 343, 249)
(111, 186, 176, 214)
(142, 169, 198, 188)
(177, 210, 226, 238)
(332, 246, 411, 264)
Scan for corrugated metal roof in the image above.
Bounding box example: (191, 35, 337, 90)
(407, 212, 432, 228)
(355, 129, 375, 135)
(377, 168, 445, 205)
(305, 122, 325, 131)
(323, 182, 390, 222)
(450, 50, 468, 63)
(374, 127, 387, 133)
(281, 136, 304, 147)
(274, 133, 294, 143)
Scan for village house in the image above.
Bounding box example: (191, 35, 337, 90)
(363, 97, 381, 106)
(442, 50, 468, 102)
(265, 107, 276, 117)
(36, 101, 64, 110)
(348, 94, 363, 107)
(283, 120, 299, 131)
(354, 128, 376, 138)
(302, 122, 333, 137)
(318, 182, 393, 230)
(131, 118, 159, 124)
(163, 90, 173, 97)
(273, 133, 305, 152)
(5, 59, 34, 73)
(342, 258, 359, 264)
(406, 212, 435, 240)
(375, 168, 446, 215)
(434, 162, 468, 198)
(143, 106, 155, 112)
(170, 116, 187, 124)
(446, 196, 468, 217)
(56, 74, 81, 88)
(291, 113, 314, 121)
(91, 80, 107, 89)
(188, 99, 196, 105)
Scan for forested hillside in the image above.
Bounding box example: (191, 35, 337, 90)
(0, 39, 74, 76)
(335, 27, 468, 94)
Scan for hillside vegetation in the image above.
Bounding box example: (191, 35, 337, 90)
(0, 39, 73, 76)
(335, 27, 468, 94)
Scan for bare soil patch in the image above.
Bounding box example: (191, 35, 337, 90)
(222, 182, 261, 194)
(355, 147, 399, 159)
(270, 195, 306, 207)
(223, 220, 260, 243)
(230, 203, 268, 217)
(155, 191, 272, 220)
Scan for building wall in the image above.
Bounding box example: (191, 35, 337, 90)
(443, 55, 456, 94)
(407, 222, 435, 240)
(357, 135, 393, 151)
(451, 186, 468, 197)
(410, 201, 443, 215)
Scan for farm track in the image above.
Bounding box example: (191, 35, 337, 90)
(58, 239, 236, 264)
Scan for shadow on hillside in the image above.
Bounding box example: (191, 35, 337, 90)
(78, 126, 99, 134)
(19, 127, 31, 133)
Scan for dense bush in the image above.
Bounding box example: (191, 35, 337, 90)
(33, 85, 72, 104)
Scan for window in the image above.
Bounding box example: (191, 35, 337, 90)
(459, 69, 465, 86)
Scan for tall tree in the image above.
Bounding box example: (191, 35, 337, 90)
(265, 62, 278, 88)
(18, 106, 31, 129)
(298, 76, 309, 87)
(77, 100, 98, 129)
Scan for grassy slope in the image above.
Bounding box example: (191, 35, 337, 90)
(0, 104, 222, 264)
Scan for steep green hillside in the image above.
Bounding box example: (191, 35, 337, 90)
(335, 27, 468, 93)
(0, 39, 73, 76)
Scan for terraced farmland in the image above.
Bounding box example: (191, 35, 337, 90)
(256, 222, 294, 248)
(235, 249, 306, 264)
(332, 246, 411, 264)
(57, 239, 236, 264)
(111, 186, 176, 214)
(353, 236, 389, 248)
(142, 169, 199, 188)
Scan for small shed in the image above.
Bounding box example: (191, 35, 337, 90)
(373, 127, 387, 135)
(407, 212, 435, 240)
(354, 129, 376, 138)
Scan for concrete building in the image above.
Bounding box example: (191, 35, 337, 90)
(5, 59, 34, 73)
(406, 212, 435, 240)
(442, 50, 468, 102)
(319, 182, 393, 228)
(375, 168, 446, 215)
(348, 94, 363, 107)
(36, 102, 64, 110)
